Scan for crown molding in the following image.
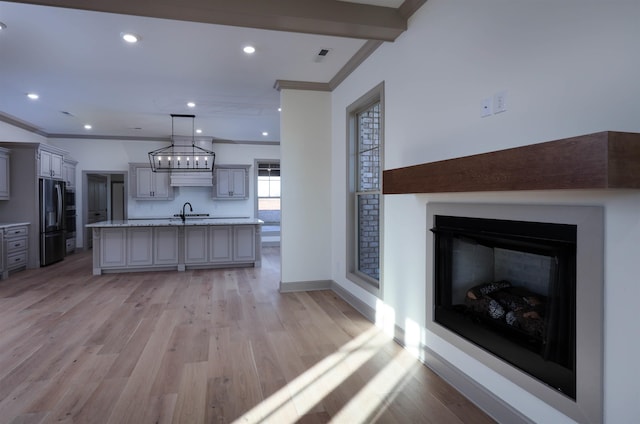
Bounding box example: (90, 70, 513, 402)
(276, 0, 427, 92)
(329, 40, 384, 90)
(48, 133, 172, 142)
(0, 112, 47, 137)
(46, 133, 280, 146)
(273, 80, 332, 92)
(399, 0, 428, 20)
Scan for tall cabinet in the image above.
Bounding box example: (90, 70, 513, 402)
(0, 142, 75, 270)
(0, 147, 10, 200)
(39, 148, 64, 179)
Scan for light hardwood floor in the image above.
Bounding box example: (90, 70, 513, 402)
(0, 247, 495, 423)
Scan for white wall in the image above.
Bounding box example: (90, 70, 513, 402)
(50, 138, 279, 247)
(331, 1, 640, 422)
(0, 120, 47, 144)
(279, 89, 332, 285)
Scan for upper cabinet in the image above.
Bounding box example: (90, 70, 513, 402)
(0, 148, 10, 200)
(63, 158, 78, 191)
(39, 147, 64, 179)
(129, 163, 174, 200)
(213, 165, 250, 199)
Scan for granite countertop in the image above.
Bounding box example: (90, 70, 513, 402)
(86, 218, 263, 228)
(0, 222, 31, 229)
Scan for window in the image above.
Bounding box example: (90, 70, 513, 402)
(347, 83, 383, 292)
(257, 161, 280, 246)
(257, 162, 280, 199)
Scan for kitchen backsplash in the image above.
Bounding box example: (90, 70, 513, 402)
(128, 186, 252, 219)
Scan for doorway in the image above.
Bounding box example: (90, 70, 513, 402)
(255, 160, 280, 246)
(83, 171, 127, 250)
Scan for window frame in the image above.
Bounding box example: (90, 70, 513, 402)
(345, 82, 384, 294)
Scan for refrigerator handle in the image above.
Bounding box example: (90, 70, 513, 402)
(40, 179, 45, 231)
(56, 183, 63, 228)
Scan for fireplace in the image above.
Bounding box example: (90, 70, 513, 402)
(432, 214, 577, 397)
(425, 203, 603, 423)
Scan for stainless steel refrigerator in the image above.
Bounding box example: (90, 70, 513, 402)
(40, 178, 66, 266)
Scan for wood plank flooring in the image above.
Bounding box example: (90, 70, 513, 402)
(0, 248, 495, 423)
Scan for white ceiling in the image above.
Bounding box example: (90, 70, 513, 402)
(0, 0, 408, 143)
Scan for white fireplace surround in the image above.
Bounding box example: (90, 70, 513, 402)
(425, 202, 604, 424)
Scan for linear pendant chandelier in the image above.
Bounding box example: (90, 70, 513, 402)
(148, 114, 216, 173)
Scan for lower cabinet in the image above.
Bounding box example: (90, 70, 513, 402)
(154, 227, 178, 265)
(127, 227, 153, 266)
(210, 226, 232, 263)
(102, 227, 179, 268)
(234, 226, 255, 262)
(100, 228, 127, 268)
(94, 224, 260, 274)
(185, 226, 208, 264)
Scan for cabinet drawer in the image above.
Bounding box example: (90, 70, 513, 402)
(7, 237, 27, 254)
(6, 226, 28, 238)
(7, 251, 27, 270)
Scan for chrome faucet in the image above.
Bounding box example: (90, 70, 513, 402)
(180, 202, 193, 223)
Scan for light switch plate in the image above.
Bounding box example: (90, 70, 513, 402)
(481, 97, 492, 117)
(494, 91, 507, 114)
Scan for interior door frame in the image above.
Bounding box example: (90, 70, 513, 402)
(82, 170, 128, 250)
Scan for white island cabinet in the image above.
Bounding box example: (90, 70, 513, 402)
(210, 226, 232, 263)
(185, 226, 208, 264)
(88, 218, 261, 275)
(154, 227, 179, 265)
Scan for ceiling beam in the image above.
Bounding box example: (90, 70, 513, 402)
(7, 0, 409, 41)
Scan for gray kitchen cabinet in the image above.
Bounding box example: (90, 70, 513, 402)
(89, 221, 261, 274)
(209, 226, 233, 263)
(127, 227, 153, 266)
(63, 158, 77, 190)
(0, 230, 3, 277)
(0, 147, 10, 200)
(233, 225, 256, 262)
(39, 147, 64, 179)
(100, 228, 127, 268)
(154, 227, 178, 265)
(2, 224, 29, 279)
(213, 166, 249, 199)
(130, 163, 173, 200)
(185, 226, 208, 264)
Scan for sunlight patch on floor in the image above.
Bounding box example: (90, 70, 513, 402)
(232, 326, 393, 423)
(329, 346, 419, 423)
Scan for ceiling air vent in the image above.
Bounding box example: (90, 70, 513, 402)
(314, 48, 332, 63)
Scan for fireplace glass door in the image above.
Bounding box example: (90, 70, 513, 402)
(432, 215, 577, 399)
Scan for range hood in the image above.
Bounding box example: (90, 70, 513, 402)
(168, 135, 214, 186)
(170, 170, 213, 187)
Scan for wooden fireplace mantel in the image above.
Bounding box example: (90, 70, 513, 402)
(382, 131, 640, 194)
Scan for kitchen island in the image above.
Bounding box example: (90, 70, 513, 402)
(86, 218, 262, 275)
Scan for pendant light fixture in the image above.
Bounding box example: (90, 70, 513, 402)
(148, 114, 215, 173)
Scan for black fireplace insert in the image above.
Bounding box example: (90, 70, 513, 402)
(431, 215, 577, 399)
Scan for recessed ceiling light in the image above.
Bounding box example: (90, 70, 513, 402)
(196, 129, 202, 134)
(27, 93, 39, 100)
(121, 32, 140, 43)
(0, 22, 7, 31)
(187, 102, 196, 108)
(84, 124, 92, 130)
(262, 131, 269, 136)
(277, 107, 282, 112)
(243, 45, 256, 54)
